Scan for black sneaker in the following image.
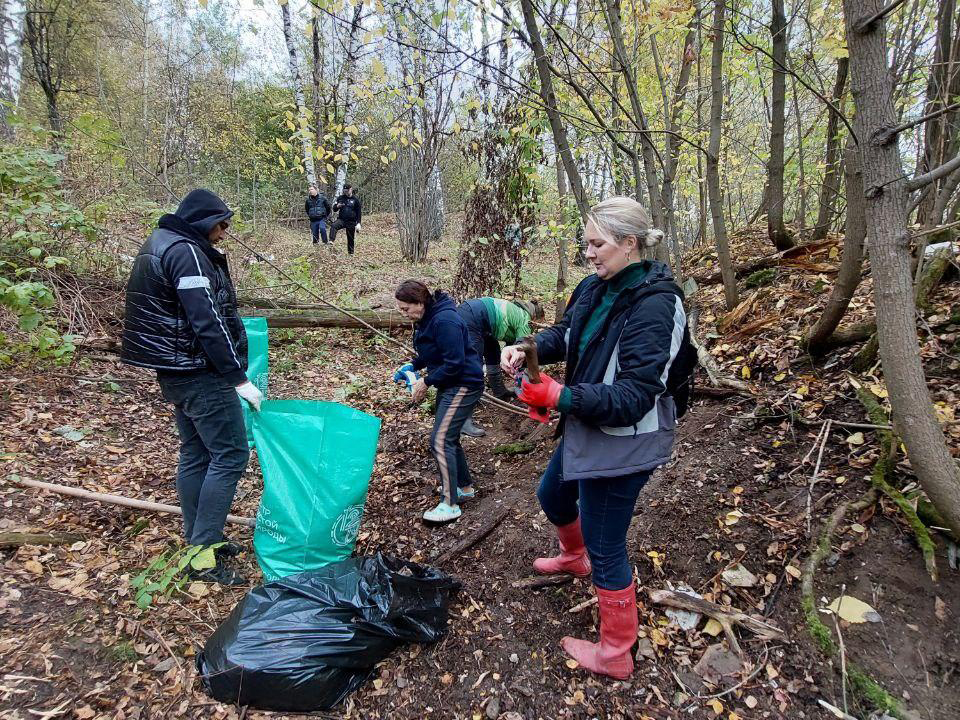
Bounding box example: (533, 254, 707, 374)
(189, 557, 246, 586)
(214, 540, 244, 559)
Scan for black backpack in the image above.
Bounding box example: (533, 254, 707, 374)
(631, 282, 698, 420)
(666, 322, 697, 419)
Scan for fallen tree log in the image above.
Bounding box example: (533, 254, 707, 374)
(238, 307, 409, 330)
(691, 238, 837, 285)
(10, 476, 256, 528)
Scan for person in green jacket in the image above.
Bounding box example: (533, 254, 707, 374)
(456, 296, 543, 436)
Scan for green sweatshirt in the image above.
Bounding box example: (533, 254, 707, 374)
(556, 262, 649, 412)
(480, 297, 533, 344)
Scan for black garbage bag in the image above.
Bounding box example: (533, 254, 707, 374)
(196, 553, 460, 712)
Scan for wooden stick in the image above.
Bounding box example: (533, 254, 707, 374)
(0, 531, 85, 550)
(519, 336, 541, 382)
(437, 506, 510, 565)
(512, 574, 574, 590)
(10, 477, 256, 528)
(569, 595, 598, 613)
(648, 589, 787, 657)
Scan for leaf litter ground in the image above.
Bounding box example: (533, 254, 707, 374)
(1, 220, 958, 720)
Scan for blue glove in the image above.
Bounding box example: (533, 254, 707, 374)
(393, 363, 417, 391)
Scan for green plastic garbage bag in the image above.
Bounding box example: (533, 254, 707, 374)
(252, 399, 381, 582)
(241, 317, 269, 447)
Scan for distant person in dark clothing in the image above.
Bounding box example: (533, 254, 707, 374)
(121, 189, 263, 587)
(330, 184, 362, 254)
(305, 185, 331, 245)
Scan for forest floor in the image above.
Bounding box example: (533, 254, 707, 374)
(1, 217, 959, 720)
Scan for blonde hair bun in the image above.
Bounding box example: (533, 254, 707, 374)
(587, 196, 660, 252)
(644, 228, 664, 247)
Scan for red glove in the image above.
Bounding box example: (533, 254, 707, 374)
(518, 372, 564, 423)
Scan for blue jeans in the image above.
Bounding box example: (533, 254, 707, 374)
(311, 219, 328, 244)
(536, 443, 651, 590)
(157, 371, 250, 546)
(431, 385, 483, 505)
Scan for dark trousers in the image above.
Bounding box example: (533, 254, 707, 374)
(157, 371, 250, 546)
(536, 443, 651, 590)
(310, 219, 328, 244)
(330, 220, 357, 254)
(431, 385, 483, 505)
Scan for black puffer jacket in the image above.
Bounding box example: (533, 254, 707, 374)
(305, 193, 331, 221)
(121, 189, 248, 385)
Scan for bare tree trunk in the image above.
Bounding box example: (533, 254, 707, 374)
(812, 58, 849, 240)
(555, 152, 569, 323)
(804, 140, 865, 354)
(0, 0, 26, 139)
(518, 0, 589, 225)
(603, 0, 667, 264)
(280, 1, 317, 186)
(916, 0, 959, 227)
(707, 0, 738, 309)
(767, 0, 794, 250)
(843, 0, 960, 538)
(334, 1, 363, 195)
(791, 73, 807, 236)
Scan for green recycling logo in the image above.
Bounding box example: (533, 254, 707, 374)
(331, 504, 364, 548)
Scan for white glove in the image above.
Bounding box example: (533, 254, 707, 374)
(355, 224, 361, 232)
(236, 381, 264, 411)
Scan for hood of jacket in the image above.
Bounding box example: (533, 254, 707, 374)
(155, 189, 234, 261)
(420, 291, 457, 324)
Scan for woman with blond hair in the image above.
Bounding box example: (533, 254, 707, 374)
(502, 196, 690, 679)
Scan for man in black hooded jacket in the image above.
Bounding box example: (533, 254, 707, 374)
(330, 184, 362, 254)
(121, 189, 262, 585)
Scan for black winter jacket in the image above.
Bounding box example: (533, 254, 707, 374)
(121, 189, 248, 385)
(411, 292, 484, 390)
(305, 193, 331, 221)
(333, 193, 362, 225)
(536, 261, 688, 480)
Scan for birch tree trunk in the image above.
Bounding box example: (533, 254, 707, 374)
(0, 0, 25, 139)
(707, 0, 738, 309)
(280, 0, 316, 187)
(766, 0, 794, 250)
(334, 1, 363, 196)
(843, 0, 960, 537)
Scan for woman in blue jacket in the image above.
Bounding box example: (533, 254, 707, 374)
(396, 280, 485, 523)
(502, 197, 688, 679)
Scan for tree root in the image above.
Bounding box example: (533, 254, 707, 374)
(856, 388, 938, 581)
(800, 487, 917, 718)
(689, 308, 751, 392)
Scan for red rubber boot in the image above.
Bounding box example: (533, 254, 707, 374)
(533, 517, 592, 578)
(561, 584, 637, 679)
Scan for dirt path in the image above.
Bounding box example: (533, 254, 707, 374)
(1, 332, 957, 719)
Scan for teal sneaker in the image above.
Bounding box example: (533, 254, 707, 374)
(423, 502, 462, 524)
(435, 485, 476, 500)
